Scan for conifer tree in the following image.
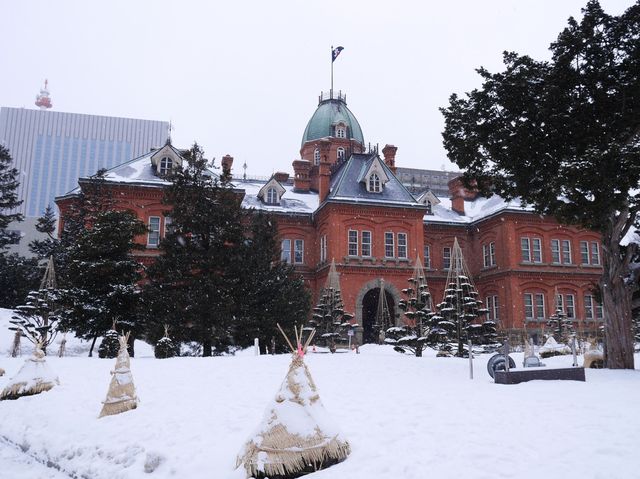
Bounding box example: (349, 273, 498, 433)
(143, 144, 245, 356)
(0, 144, 23, 251)
(441, 1, 640, 367)
(56, 170, 146, 356)
(29, 205, 59, 260)
(435, 239, 493, 357)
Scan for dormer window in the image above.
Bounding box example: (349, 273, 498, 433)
(159, 157, 173, 175)
(266, 187, 278, 205)
(314, 148, 320, 166)
(337, 147, 345, 161)
(369, 173, 381, 192)
(336, 126, 346, 138)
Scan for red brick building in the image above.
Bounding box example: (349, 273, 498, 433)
(56, 90, 604, 344)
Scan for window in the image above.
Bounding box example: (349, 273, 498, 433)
(147, 216, 161, 247)
(348, 230, 358, 256)
(561, 240, 572, 264)
(397, 233, 407, 259)
(294, 239, 304, 264)
(551, 239, 560, 263)
(524, 293, 545, 320)
(337, 147, 345, 161)
(314, 148, 320, 166)
(159, 157, 173, 175)
(584, 295, 604, 320)
(522, 237, 542, 263)
(443, 247, 451, 270)
(336, 126, 346, 138)
(556, 293, 575, 319)
(266, 187, 278, 204)
(483, 242, 496, 267)
(424, 245, 431, 269)
(361, 231, 372, 257)
(281, 239, 291, 263)
(385, 232, 394, 258)
(369, 173, 381, 192)
(486, 295, 499, 321)
(320, 235, 327, 263)
(164, 216, 173, 236)
(581, 241, 601, 265)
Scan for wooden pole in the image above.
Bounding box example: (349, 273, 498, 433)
(468, 338, 473, 379)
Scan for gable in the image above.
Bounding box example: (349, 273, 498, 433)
(257, 177, 287, 205)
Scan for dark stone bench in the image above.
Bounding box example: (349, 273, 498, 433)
(494, 367, 585, 384)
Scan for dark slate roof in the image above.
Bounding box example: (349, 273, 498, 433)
(327, 153, 425, 208)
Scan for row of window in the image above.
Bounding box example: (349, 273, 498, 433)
(524, 293, 603, 321)
(313, 147, 346, 166)
(281, 239, 304, 264)
(521, 237, 600, 266)
(345, 230, 408, 260)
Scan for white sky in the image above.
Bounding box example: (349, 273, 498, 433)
(0, 0, 632, 177)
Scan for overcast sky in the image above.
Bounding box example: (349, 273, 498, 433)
(0, 0, 632, 178)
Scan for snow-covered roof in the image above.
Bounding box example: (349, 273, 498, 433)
(426, 195, 535, 224)
(240, 180, 318, 214)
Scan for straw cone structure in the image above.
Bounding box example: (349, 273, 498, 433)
(0, 346, 59, 400)
(236, 326, 350, 478)
(99, 334, 138, 418)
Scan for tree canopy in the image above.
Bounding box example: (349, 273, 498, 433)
(441, 0, 640, 368)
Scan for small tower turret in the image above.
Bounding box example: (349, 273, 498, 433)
(35, 79, 52, 110)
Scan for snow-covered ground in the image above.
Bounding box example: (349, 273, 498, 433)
(1, 308, 639, 479)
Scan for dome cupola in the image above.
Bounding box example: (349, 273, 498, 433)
(301, 91, 364, 147)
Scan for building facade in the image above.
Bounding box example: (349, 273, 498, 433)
(56, 90, 604, 344)
(0, 106, 168, 254)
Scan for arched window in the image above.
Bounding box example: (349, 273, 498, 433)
(159, 157, 173, 175)
(314, 148, 320, 166)
(266, 187, 278, 204)
(337, 147, 345, 161)
(336, 126, 346, 138)
(368, 173, 381, 192)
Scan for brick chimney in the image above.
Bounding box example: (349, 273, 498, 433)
(317, 140, 332, 202)
(382, 144, 398, 174)
(292, 159, 311, 192)
(221, 154, 234, 179)
(448, 176, 478, 215)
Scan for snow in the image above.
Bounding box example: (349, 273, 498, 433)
(1, 308, 639, 479)
(429, 195, 536, 224)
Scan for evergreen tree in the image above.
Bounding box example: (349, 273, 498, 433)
(143, 144, 245, 356)
(9, 257, 59, 354)
(0, 144, 23, 251)
(56, 171, 146, 356)
(434, 239, 493, 357)
(309, 260, 353, 353)
(441, 1, 640, 368)
(155, 326, 177, 359)
(98, 327, 120, 359)
(29, 205, 59, 259)
(385, 258, 438, 357)
(231, 211, 311, 353)
(0, 254, 41, 308)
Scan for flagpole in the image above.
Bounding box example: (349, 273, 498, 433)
(330, 45, 334, 95)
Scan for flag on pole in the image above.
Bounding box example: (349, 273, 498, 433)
(332, 46, 344, 62)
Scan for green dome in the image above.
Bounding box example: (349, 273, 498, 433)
(301, 92, 364, 146)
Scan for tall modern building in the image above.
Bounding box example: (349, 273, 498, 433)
(0, 105, 168, 254)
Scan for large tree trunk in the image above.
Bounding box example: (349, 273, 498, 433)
(601, 210, 636, 369)
(202, 337, 212, 357)
(88, 335, 98, 357)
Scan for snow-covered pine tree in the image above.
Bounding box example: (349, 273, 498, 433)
(385, 257, 438, 357)
(309, 260, 353, 353)
(56, 171, 146, 356)
(29, 205, 59, 260)
(155, 325, 177, 359)
(0, 144, 23, 251)
(435, 238, 493, 357)
(9, 257, 60, 355)
(98, 323, 120, 359)
(143, 143, 245, 356)
(547, 288, 574, 344)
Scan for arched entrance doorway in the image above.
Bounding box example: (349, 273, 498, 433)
(361, 287, 396, 344)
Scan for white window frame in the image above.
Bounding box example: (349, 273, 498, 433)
(591, 241, 600, 265)
(561, 239, 572, 264)
(397, 233, 408, 259)
(337, 147, 345, 161)
(281, 239, 291, 263)
(551, 239, 560, 264)
(521, 237, 531, 263)
(486, 295, 499, 321)
(443, 246, 451, 270)
(159, 157, 173, 175)
(336, 126, 346, 138)
(164, 215, 173, 236)
(314, 148, 320, 166)
(424, 245, 431, 269)
(320, 235, 327, 263)
(348, 230, 358, 256)
(369, 173, 381, 193)
(294, 239, 304, 264)
(524, 293, 545, 320)
(565, 293, 575, 319)
(384, 232, 394, 258)
(584, 294, 595, 320)
(532, 238, 542, 263)
(266, 187, 278, 205)
(361, 231, 372, 257)
(147, 216, 161, 247)
(580, 240, 589, 264)
(483, 242, 496, 267)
